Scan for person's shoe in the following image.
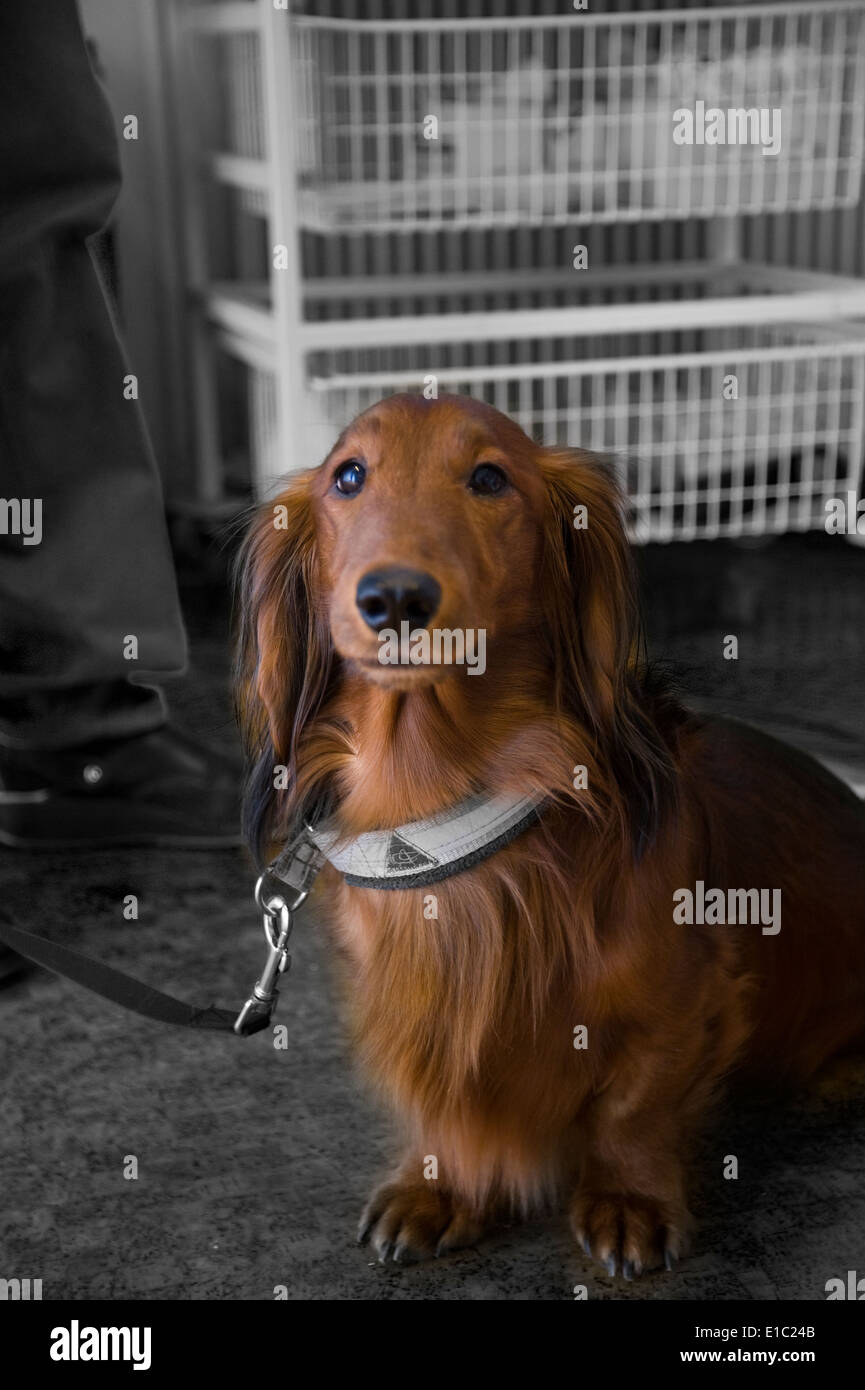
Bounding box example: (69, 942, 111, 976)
(0, 944, 32, 985)
(0, 726, 243, 849)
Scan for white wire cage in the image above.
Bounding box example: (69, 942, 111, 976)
(173, 0, 865, 543)
(294, 266, 865, 543)
(283, 2, 865, 230)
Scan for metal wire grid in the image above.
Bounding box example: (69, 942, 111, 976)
(177, 0, 865, 541)
(283, 2, 865, 229)
(294, 319, 865, 542)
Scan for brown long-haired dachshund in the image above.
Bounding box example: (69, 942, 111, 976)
(236, 393, 865, 1276)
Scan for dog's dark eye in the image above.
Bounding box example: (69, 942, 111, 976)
(468, 463, 509, 496)
(333, 459, 366, 496)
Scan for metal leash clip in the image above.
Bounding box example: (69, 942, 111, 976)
(233, 829, 325, 1037)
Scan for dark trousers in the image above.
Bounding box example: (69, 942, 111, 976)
(0, 1, 187, 750)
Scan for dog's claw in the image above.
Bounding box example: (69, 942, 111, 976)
(603, 1255, 617, 1278)
(664, 1248, 678, 1272)
(622, 1259, 635, 1281)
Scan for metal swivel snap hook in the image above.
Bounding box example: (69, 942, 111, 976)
(234, 829, 325, 1037)
(233, 895, 293, 1037)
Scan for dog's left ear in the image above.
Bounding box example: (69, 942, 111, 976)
(538, 447, 674, 849)
(234, 471, 333, 864)
(538, 448, 640, 729)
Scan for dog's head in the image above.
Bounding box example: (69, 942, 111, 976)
(310, 394, 543, 685)
(236, 393, 669, 859)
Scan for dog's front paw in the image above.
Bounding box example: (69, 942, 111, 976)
(570, 1190, 691, 1279)
(358, 1179, 484, 1264)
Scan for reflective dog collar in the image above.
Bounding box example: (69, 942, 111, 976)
(305, 791, 546, 890)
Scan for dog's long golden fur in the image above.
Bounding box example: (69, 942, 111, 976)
(236, 394, 865, 1273)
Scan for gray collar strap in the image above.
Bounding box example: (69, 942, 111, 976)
(300, 791, 546, 890)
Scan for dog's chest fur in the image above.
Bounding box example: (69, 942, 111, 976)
(319, 836, 602, 1209)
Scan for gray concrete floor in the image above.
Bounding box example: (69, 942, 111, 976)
(1, 531, 863, 1300)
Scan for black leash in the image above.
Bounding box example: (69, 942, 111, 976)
(0, 831, 325, 1037)
(0, 915, 240, 1031)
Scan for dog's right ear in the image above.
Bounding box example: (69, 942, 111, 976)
(234, 470, 333, 864)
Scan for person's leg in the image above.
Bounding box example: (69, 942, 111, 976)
(0, 0, 186, 743)
(0, 2, 239, 849)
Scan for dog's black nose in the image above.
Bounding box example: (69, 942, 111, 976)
(356, 567, 441, 632)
